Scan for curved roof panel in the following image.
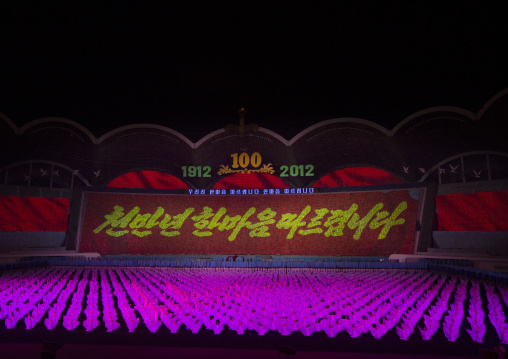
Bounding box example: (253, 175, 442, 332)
(0, 88, 506, 188)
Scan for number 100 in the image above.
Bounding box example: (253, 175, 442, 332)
(231, 152, 262, 168)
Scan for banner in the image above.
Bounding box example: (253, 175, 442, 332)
(0, 196, 69, 232)
(436, 191, 508, 231)
(79, 189, 419, 255)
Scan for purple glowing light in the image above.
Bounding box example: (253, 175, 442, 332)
(1, 267, 507, 344)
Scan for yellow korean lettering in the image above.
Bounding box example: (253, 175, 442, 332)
(146, 207, 165, 228)
(93, 206, 139, 237)
(192, 206, 215, 237)
(324, 204, 357, 237)
(248, 208, 277, 237)
(299, 208, 329, 236)
(192, 207, 229, 237)
(228, 207, 256, 241)
(129, 207, 165, 237)
(369, 201, 407, 239)
(160, 208, 195, 237)
(348, 203, 384, 240)
(129, 213, 151, 237)
(277, 205, 311, 239)
(217, 215, 241, 231)
(191, 207, 228, 237)
(207, 207, 228, 230)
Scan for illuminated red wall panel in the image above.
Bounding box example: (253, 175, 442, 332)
(107, 170, 189, 189)
(436, 191, 508, 231)
(79, 188, 418, 256)
(313, 167, 402, 188)
(213, 173, 290, 189)
(0, 196, 69, 232)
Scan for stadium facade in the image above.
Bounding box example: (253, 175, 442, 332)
(1, 89, 507, 259)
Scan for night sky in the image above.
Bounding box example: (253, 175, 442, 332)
(1, 2, 507, 141)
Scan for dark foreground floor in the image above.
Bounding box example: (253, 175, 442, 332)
(0, 320, 502, 359)
(0, 342, 487, 359)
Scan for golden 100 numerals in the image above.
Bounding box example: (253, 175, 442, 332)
(182, 152, 314, 177)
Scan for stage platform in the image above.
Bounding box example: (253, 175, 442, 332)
(0, 249, 100, 264)
(389, 252, 508, 273)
